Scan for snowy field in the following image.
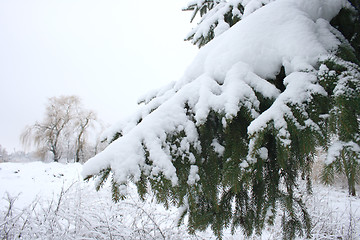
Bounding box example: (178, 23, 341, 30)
(1, 161, 359, 239)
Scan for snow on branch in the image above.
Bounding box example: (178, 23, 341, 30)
(83, 0, 348, 187)
(183, 0, 276, 47)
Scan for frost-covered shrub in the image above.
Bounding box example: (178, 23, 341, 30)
(1, 162, 360, 240)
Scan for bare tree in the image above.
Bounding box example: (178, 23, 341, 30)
(73, 110, 97, 163)
(92, 123, 108, 156)
(21, 95, 98, 162)
(0, 144, 9, 162)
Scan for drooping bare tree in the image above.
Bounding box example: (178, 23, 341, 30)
(21, 95, 98, 162)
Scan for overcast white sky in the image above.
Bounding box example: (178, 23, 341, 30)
(0, 0, 198, 152)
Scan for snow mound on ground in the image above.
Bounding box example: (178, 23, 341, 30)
(0, 161, 82, 208)
(83, 0, 347, 186)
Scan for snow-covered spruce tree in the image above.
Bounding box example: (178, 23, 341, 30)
(321, 0, 360, 197)
(183, 0, 274, 48)
(83, 0, 360, 238)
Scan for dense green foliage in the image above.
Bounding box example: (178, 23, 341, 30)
(319, 0, 360, 197)
(87, 1, 360, 239)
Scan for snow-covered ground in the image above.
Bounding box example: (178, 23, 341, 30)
(1, 161, 359, 239)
